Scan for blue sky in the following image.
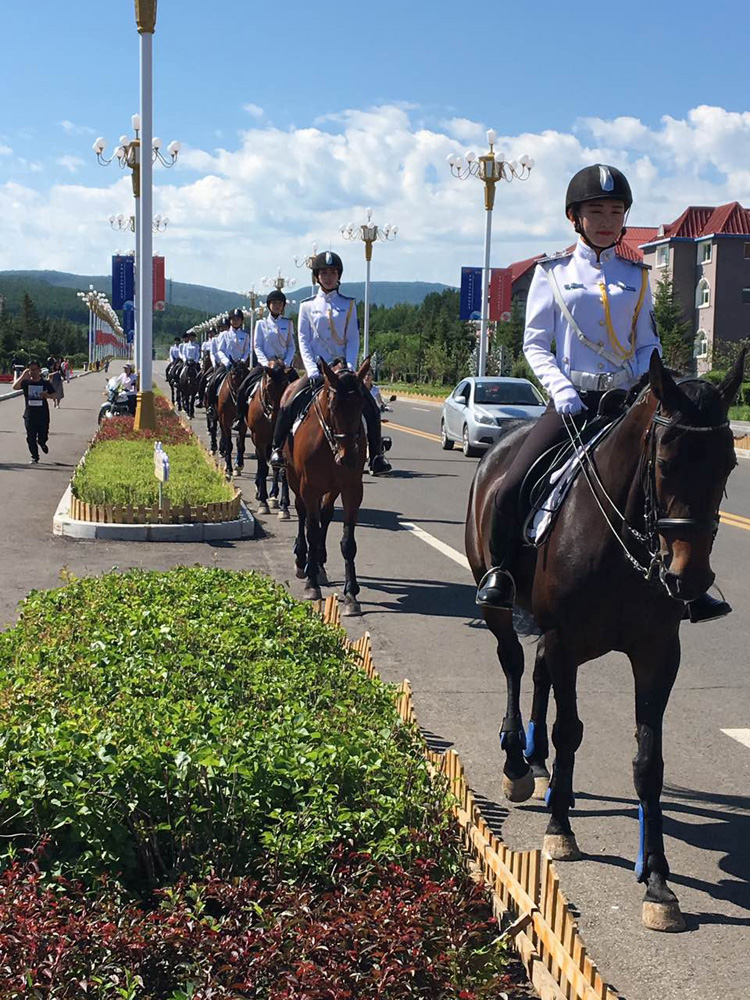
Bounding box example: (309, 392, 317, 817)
(2, 0, 750, 288)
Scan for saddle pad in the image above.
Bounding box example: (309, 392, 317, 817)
(524, 423, 614, 545)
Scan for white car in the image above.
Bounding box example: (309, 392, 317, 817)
(441, 376, 546, 456)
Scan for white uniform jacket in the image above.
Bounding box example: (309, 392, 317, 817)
(209, 336, 221, 367)
(179, 341, 201, 362)
(217, 327, 252, 368)
(201, 339, 212, 356)
(168, 344, 181, 363)
(523, 237, 661, 401)
(254, 316, 296, 367)
(298, 288, 359, 378)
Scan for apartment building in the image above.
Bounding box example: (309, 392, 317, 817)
(639, 203, 750, 373)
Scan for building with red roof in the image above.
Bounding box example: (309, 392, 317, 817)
(639, 202, 750, 371)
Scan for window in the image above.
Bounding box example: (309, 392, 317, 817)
(698, 241, 712, 264)
(453, 381, 469, 401)
(744, 242, 750, 259)
(656, 245, 669, 268)
(694, 331, 709, 360)
(743, 288, 750, 304)
(696, 277, 710, 308)
(474, 381, 544, 406)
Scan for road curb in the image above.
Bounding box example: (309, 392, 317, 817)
(52, 484, 256, 541)
(0, 369, 96, 403)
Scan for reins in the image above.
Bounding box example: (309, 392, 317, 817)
(560, 385, 730, 591)
(311, 380, 364, 465)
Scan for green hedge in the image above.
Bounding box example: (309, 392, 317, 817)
(0, 569, 446, 892)
(72, 438, 234, 507)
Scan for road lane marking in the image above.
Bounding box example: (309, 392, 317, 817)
(410, 406, 433, 412)
(387, 421, 441, 443)
(720, 511, 750, 532)
(401, 521, 471, 571)
(721, 729, 750, 750)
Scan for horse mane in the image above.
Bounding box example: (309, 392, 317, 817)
(625, 367, 727, 434)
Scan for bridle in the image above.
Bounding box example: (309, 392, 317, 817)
(259, 366, 287, 423)
(562, 381, 730, 590)
(313, 378, 364, 465)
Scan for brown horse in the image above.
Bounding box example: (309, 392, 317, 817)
(246, 360, 293, 519)
(466, 350, 744, 932)
(216, 360, 249, 479)
(178, 361, 200, 419)
(283, 357, 370, 614)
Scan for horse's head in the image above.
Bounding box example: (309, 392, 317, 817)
(646, 349, 743, 601)
(231, 359, 250, 386)
(319, 357, 369, 468)
(261, 361, 291, 412)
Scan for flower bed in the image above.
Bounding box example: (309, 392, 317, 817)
(0, 569, 518, 997)
(71, 395, 237, 520)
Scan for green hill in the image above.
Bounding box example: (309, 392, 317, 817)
(0, 270, 454, 314)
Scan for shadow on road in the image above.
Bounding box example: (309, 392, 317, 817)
(358, 574, 476, 618)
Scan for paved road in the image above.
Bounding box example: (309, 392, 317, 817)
(2, 368, 749, 1000)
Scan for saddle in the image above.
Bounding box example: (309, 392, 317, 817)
(520, 389, 628, 546)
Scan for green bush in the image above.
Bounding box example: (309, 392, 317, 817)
(72, 438, 234, 507)
(0, 569, 446, 893)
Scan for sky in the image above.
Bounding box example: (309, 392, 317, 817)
(2, 0, 750, 292)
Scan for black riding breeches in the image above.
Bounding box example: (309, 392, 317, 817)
(493, 391, 603, 517)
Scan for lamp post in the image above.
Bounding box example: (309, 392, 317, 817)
(262, 269, 296, 293)
(448, 129, 533, 377)
(294, 241, 318, 298)
(243, 285, 264, 358)
(109, 212, 169, 232)
(77, 286, 107, 368)
(341, 208, 397, 360)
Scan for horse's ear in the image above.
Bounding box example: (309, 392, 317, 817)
(319, 357, 338, 385)
(357, 355, 372, 380)
(648, 350, 680, 411)
(717, 347, 746, 412)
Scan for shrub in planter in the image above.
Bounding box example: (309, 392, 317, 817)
(0, 569, 449, 892)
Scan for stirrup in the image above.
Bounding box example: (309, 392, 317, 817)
(683, 589, 732, 624)
(270, 447, 285, 468)
(370, 454, 392, 476)
(475, 567, 516, 609)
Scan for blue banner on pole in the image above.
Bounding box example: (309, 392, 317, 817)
(112, 255, 135, 310)
(459, 267, 483, 321)
(123, 304, 135, 343)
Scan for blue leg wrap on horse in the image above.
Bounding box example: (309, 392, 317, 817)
(525, 720, 537, 760)
(635, 802, 646, 880)
(499, 719, 526, 751)
(545, 766, 575, 810)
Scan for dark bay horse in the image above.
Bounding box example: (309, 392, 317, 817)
(178, 361, 200, 419)
(283, 357, 370, 614)
(466, 350, 744, 932)
(246, 360, 292, 518)
(216, 360, 249, 479)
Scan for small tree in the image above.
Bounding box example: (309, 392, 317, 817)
(652, 275, 693, 372)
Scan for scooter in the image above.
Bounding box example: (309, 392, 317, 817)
(98, 378, 132, 424)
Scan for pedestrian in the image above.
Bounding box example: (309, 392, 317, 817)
(104, 358, 110, 373)
(48, 358, 64, 409)
(12, 360, 56, 464)
(64, 358, 72, 383)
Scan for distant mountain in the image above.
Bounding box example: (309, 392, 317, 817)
(0, 270, 455, 314)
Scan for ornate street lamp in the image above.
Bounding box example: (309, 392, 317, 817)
(341, 208, 397, 360)
(108, 212, 169, 232)
(294, 241, 318, 297)
(448, 129, 533, 377)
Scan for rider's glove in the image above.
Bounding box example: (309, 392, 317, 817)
(553, 384, 586, 416)
(310, 373, 324, 388)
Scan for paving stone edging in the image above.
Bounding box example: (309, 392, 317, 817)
(53, 484, 256, 541)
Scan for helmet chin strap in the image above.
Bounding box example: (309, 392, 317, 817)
(574, 206, 630, 252)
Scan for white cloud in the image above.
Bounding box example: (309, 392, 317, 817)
(56, 155, 85, 174)
(0, 145, 12, 156)
(3, 103, 750, 289)
(242, 103, 264, 118)
(60, 120, 96, 136)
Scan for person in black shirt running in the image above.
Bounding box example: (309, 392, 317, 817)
(12, 360, 56, 464)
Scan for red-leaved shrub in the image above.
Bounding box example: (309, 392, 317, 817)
(94, 395, 192, 445)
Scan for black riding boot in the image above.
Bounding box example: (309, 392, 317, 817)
(270, 405, 294, 468)
(683, 591, 732, 623)
(475, 509, 519, 609)
(363, 390, 392, 475)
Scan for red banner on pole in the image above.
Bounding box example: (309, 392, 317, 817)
(153, 255, 166, 310)
(488, 267, 513, 322)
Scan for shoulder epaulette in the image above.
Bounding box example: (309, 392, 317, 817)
(301, 295, 315, 303)
(536, 249, 574, 265)
(626, 258, 649, 270)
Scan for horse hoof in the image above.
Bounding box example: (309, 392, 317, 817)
(268, 497, 279, 509)
(342, 599, 362, 617)
(642, 900, 686, 933)
(502, 771, 535, 803)
(278, 508, 291, 521)
(295, 567, 306, 579)
(304, 587, 322, 601)
(316, 569, 329, 586)
(533, 775, 551, 800)
(543, 834, 582, 861)
(257, 502, 270, 515)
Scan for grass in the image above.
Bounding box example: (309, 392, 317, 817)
(381, 380, 449, 398)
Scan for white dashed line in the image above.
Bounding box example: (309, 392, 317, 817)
(409, 405, 433, 412)
(721, 729, 750, 750)
(401, 521, 471, 571)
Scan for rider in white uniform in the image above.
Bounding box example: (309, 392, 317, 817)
(269, 251, 391, 476)
(235, 289, 300, 420)
(475, 163, 730, 624)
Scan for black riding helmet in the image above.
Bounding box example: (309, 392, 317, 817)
(311, 250, 344, 281)
(228, 308, 244, 321)
(565, 164, 632, 215)
(266, 289, 287, 306)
